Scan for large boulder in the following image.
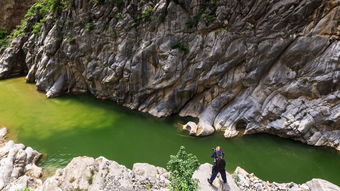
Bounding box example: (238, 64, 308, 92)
(305, 178, 340, 191)
(193, 163, 241, 191)
(0, 128, 42, 191)
(37, 156, 170, 191)
(233, 167, 340, 191)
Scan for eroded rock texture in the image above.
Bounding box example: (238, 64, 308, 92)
(0, 0, 339, 149)
(233, 167, 340, 191)
(38, 156, 170, 191)
(0, 128, 42, 191)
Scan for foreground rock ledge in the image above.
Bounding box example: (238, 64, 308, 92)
(1, 128, 339, 191)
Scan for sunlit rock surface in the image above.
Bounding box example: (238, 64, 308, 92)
(0, 128, 42, 191)
(233, 167, 340, 191)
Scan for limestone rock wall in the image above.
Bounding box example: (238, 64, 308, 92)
(0, 0, 339, 149)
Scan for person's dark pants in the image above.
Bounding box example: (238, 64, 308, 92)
(209, 168, 227, 183)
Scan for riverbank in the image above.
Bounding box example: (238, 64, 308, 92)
(1, 127, 339, 191)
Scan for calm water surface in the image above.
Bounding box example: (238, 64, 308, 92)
(0, 78, 339, 185)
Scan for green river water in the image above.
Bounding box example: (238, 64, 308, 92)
(0, 78, 339, 185)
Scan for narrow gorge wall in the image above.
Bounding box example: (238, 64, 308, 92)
(0, 0, 339, 149)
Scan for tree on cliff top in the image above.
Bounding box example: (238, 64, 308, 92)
(167, 146, 200, 191)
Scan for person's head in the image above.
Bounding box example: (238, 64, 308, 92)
(215, 146, 221, 151)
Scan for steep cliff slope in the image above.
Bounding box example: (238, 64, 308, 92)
(0, 0, 339, 149)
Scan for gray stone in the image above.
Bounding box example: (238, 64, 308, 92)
(306, 178, 340, 191)
(0, 128, 42, 191)
(37, 156, 170, 191)
(193, 163, 240, 191)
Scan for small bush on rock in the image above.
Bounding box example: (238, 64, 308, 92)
(171, 41, 189, 53)
(167, 146, 200, 191)
(0, 27, 8, 48)
(85, 23, 95, 32)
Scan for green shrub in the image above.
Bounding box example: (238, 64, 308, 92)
(217, 27, 228, 33)
(171, 41, 189, 53)
(201, 13, 216, 24)
(32, 22, 43, 34)
(139, 7, 153, 20)
(115, 13, 123, 20)
(186, 0, 218, 28)
(9, 0, 63, 40)
(0, 27, 8, 48)
(65, 36, 76, 44)
(0, 38, 8, 48)
(15, 188, 31, 191)
(87, 176, 93, 185)
(85, 23, 95, 32)
(131, 22, 139, 27)
(145, 184, 152, 189)
(167, 146, 200, 191)
(107, 27, 117, 37)
(91, 0, 123, 6)
(0, 27, 7, 39)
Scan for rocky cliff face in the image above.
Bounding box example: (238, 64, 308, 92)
(0, 0, 36, 32)
(0, 0, 339, 149)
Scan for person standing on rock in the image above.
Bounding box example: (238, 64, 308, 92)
(208, 146, 227, 184)
(211, 146, 224, 159)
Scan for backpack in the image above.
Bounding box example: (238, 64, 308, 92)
(215, 158, 226, 170)
(216, 151, 223, 159)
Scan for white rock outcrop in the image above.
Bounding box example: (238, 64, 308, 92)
(233, 167, 340, 191)
(0, 128, 42, 191)
(193, 163, 240, 191)
(37, 156, 170, 191)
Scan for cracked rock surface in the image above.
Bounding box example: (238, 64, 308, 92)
(0, 128, 42, 191)
(233, 167, 340, 191)
(38, 156, 170, 191)
(0, 0, 339, 149)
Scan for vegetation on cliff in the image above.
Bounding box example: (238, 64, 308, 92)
(167, 146, 200, 191)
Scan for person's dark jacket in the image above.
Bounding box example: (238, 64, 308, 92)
(213, 158, 226, 171)
(211, 150, 224, 159)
